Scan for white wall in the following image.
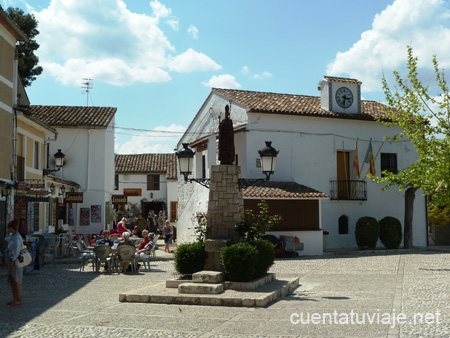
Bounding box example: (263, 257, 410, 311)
(48, 120, 115, 234)
(177, 93, 428, 250)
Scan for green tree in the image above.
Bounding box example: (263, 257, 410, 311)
(7, 7, 43, 87)
(374, 46, 450, 248)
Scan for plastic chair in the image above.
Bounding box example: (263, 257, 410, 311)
(151, 234, 160, 257)
(76, 242, 95, 272)
(93, 245, 113, 273)
(116, 245, 136, 273)
(43, 234, 59, 265)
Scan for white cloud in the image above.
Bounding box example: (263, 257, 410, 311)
(241, 65, 250, 74)
(167, 18, 179, 31)
(116, 123, 186, 154)
(187, 24, 199, 39)
(253, 71, 272, 80)
(202, 74, 241, 89)
(327, 0, 450, 92)
(32, 0, 219, 86)
(149, 0, 171, 18)
(167, 48, 221, 72)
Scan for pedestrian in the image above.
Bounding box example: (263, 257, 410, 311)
(163, 220, 173, 253)
(6, 219, 24, 306)
(18, 218, 27, 239)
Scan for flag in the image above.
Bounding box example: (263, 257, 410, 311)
(364, 140, 376, 176)
(353, 139, 360, 178)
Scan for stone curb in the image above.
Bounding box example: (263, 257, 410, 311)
(119, 277, 299, 307)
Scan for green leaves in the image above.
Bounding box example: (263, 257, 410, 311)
(235, 200, 282, 242)
(378, 46, 450, 208)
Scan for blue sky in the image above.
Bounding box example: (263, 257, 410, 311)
(3, 0, 450, 153)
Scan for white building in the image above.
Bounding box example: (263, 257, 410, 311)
(114, 153, 178, 224)
(176, 76, 428, 254)
(29, 105, 117, 235)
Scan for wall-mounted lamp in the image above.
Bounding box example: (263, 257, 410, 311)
(150, 192, 153, 199)
(43, 149, 66, 175)
(59, 185, 66, 197)
(49, 183, 55, 194)
(1, 185, 12, 198)
(176, 141, 279, 189)
(70, 187, 75, 192)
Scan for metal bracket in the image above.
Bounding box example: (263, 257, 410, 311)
(187, 178, 210, 189)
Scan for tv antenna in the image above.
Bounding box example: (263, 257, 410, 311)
(81, 78, 93, 106)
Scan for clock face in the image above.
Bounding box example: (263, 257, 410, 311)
(335, 87, 353, 108)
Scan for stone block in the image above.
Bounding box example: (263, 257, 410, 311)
(178, 283, 224, 294)
(192, 270, 224, 283)
(205, 239, 228, 252)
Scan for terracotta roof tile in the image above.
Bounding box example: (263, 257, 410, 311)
(322, 76, 362, 85)
(243, 181, 329, 199)
(115, 153, 177, 179)
(212, 88, 391, 121)
(28, 106, 117, 128)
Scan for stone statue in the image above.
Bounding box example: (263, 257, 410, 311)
(218, 105, 235, 165)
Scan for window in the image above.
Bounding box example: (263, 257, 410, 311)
(34, 141, 39, 170)
(338, 215, 349, 234)
(380, 153, 397, 177)
(17, 156, 25, 181)
(114, 174, 119, 190)
(147, 175, 160, 190)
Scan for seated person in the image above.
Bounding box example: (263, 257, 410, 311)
(95, 230, 113, 247)
(136, 231, 155, 258)
(118, 232, 134, 271)
(131, 226, 142, 238)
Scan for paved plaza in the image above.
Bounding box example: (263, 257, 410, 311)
(0, 250, 449, 338)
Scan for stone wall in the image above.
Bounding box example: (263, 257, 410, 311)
(206, 164, 244, 242)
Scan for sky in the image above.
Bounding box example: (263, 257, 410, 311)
(2, 0, 450, 154)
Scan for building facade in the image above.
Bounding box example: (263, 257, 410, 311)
(176, 77, 428, 254)
(114, 153, 178, 226)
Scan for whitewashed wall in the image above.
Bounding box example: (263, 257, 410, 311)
(48, 119, 115, 234)
(177, 93, 428, 251)
(245, 113, 427, 249)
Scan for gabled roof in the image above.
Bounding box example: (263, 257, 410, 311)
(212, 88, 391, 121)
(0, 6, 28, 41)
(28, 106, 116, 128)
(115, 153, 177, 179)
(243, 181, 329, 199)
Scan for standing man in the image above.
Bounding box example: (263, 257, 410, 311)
(136, 214, 147, 232)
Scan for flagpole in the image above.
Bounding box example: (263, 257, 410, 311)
(359, 138, 371, 176)
(342, 140, 349, 199)
(354, 141, 385, 199)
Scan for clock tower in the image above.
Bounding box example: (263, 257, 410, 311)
(318, 76, 361, 114)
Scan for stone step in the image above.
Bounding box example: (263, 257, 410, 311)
(192, 270, 224, 283)
(178, 282, 224, 294)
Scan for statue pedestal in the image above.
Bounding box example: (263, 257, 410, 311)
(205, 165, 244, 271)
(204, 239, 228, 271)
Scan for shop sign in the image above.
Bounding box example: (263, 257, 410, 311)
(26, 196, 50, 202)
(65, 192, 83, 203)
(30, 190, 50, 196)
(31, 184, 45, 189)
(112, 195, 127, 204)
(123, 188, 141, 197)
(16, 183, 31, 191)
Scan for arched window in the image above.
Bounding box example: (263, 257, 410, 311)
(338, 215, 348, 234)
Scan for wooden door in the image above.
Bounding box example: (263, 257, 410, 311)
(337, 151, 350, 199)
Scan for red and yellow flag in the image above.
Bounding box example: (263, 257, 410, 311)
(364, 140, 376, 176)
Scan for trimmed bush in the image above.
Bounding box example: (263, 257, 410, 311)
(220, 242, 258, 282)
(250, 240, 275, 277)
(379, 216, 402, 249)
(174, 242, 207, 276)
(355, 216, 380, 249)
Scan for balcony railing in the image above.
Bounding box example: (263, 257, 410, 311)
(330, 180, 367, 201)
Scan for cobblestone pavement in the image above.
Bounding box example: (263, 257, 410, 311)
(0, 250, 448, 338)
